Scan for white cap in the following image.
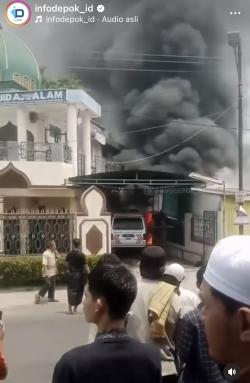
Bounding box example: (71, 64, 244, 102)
(164, 263, 185, 282)
(204, 235, 250, 306)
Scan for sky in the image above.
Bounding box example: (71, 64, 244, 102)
(1, 0, 250, 187)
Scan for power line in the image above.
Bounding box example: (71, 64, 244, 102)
(101, 107, 230, 118)
(79, 57, 218, 65)
(123, 121, 225, 135)
(88, 51, 223, 60)
(99, 101, 250, 132)
(123, 115, 236, 135)
(106, 103, 236, 164)
(98, 108, 238, 133)
(100, 97, 249, 116)
(68, 66, 215, 74)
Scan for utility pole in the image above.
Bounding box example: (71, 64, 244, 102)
(228, 32, 244, 235)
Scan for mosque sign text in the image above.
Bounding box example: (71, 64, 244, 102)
(0, 90, 66, 104)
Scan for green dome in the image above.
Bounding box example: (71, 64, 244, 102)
(0, 24, 41, 91)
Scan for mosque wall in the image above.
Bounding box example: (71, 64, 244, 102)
(3, 197, 72, 212)
(0, 188, 75, 198)
(0, 161, 73, 186)
(0, 110, 17, 136)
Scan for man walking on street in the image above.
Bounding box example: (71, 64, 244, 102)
(35, 240, 59, 304)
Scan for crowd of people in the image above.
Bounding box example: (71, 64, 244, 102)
(35, 237, 250, 382)
(1, 235, 250, 382)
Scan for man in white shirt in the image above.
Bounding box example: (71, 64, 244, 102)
(35, 240, 59, 303)
(164, 264, 200, 317)
(126, 247, 181, 382)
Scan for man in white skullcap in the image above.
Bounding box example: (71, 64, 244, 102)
(164, 264, 200, 317)
(200, 235, 250, 383)
(127, 248, 181, 382)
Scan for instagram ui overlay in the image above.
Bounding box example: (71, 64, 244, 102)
(5, 1, 32, 27)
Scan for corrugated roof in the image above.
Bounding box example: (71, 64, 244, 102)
(69, 169, 203, 187)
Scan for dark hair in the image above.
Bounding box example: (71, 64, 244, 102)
(140, 246, 166, 280)
(97, 253, 121, 266)
(197, 265, 206, 288)
(211, 287, 249, 315)
(88, 263, 137, 320)
(73, 239, 81, 249)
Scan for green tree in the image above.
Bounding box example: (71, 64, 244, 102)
(42, 77, 84, 90)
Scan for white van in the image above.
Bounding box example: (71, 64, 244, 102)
(111, 213, 146, 249)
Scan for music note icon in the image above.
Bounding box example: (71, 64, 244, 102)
(35, 15, 42, 23)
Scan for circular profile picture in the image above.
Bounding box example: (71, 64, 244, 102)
(5, 1, 32, 27)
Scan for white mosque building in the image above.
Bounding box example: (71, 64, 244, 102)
(0, 24, 106, 255)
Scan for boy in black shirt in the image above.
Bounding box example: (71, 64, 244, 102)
(53, 262, 161, 383)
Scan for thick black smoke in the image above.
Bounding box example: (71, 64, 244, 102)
(82, 0, 237, 176)
(17, 0, 239, 176)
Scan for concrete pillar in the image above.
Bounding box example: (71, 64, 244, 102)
(0, 197, 4, 254)
(67, 105, 78, 177)
(19, 197, 29, 213)
(31, 121, 43, 143)
(17, 108, 27, 161)
(0, 197, 4, 213)
(82, 113, 92, 175)
(217, 210, 223, 240)
(19, 218, 27, 255)
(184, 213, 192, 250)
(17, 108, 27, 142)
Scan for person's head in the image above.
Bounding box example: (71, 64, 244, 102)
(47, 240, 56, 251)
(162, 263, 185, 287)
(200, 235, 250, 369)
(139, 246, 166, 280)
(83, 262, 137, 327)
(97, 253, 121, 266)
(73, 238, 81, 249)
(196, 264, 206, 289)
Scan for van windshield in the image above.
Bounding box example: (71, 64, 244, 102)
(113, 217, 144, 230)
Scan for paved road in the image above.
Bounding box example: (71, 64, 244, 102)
(5, 291, 89, 383)
(2, 261, 198, 383)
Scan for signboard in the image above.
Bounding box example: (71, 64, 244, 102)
(234, 215, 249, 225)
(234, 205, 249, 225)
(0, 89, 67, 105)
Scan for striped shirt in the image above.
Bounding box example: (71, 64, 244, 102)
(177, 306, 227, 383)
